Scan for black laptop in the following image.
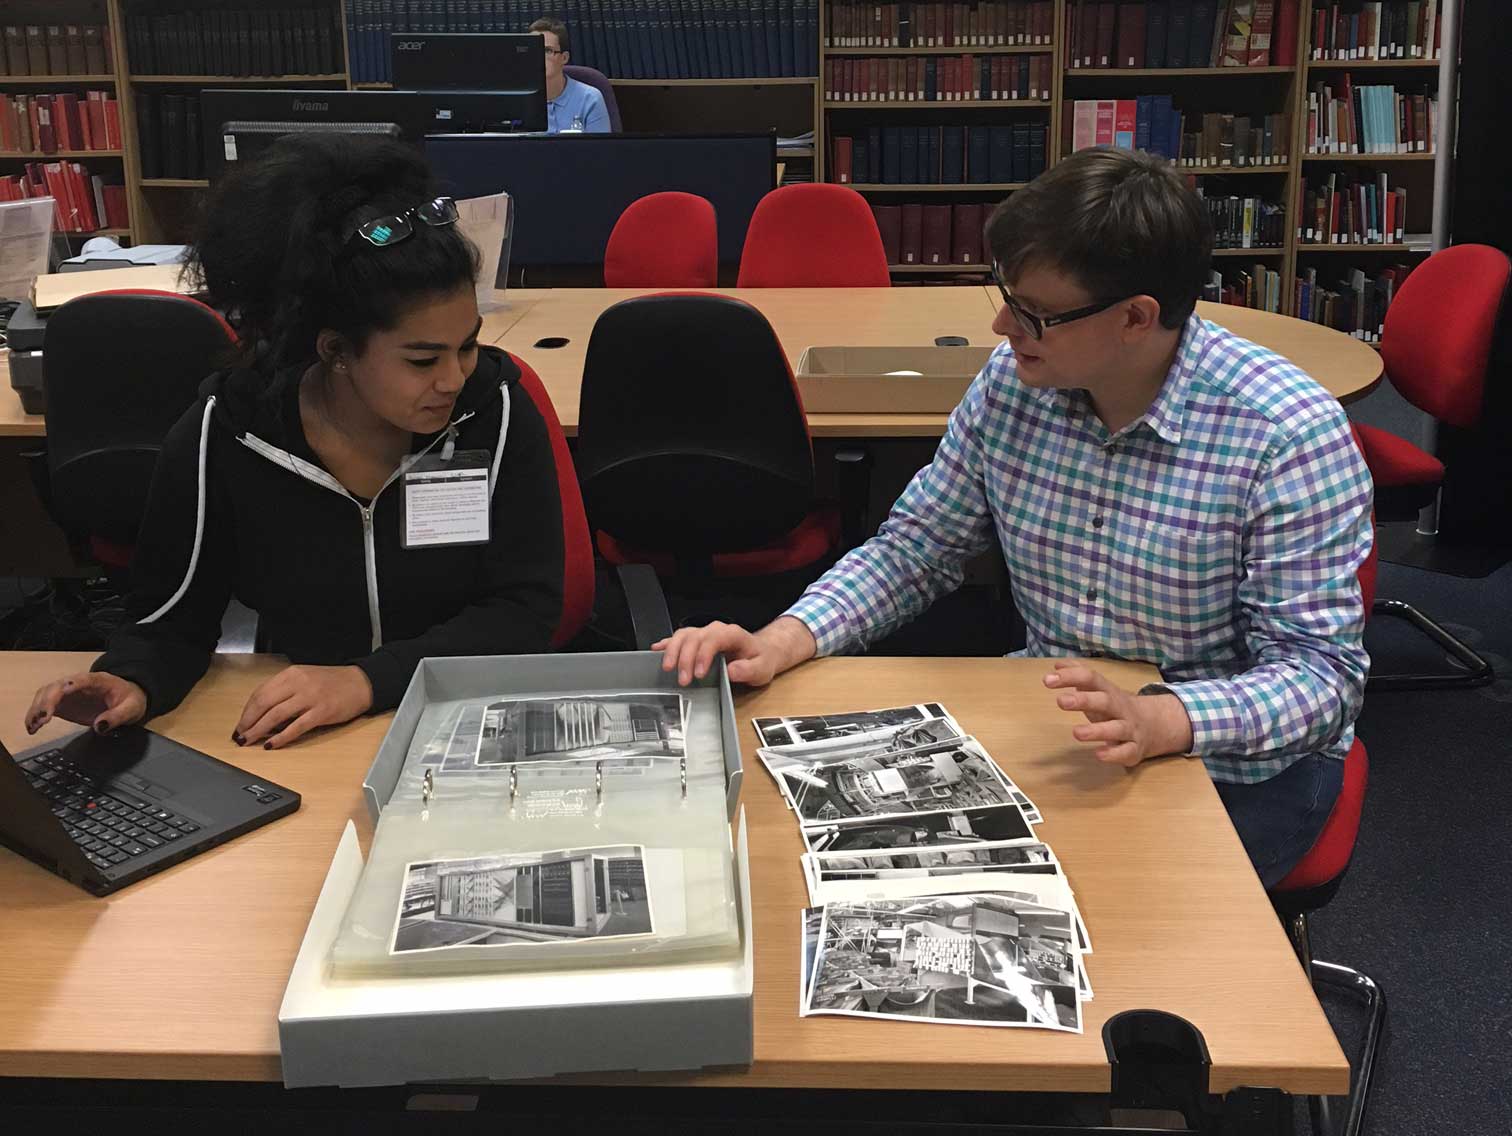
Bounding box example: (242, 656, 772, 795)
(1, 727, 300, 895)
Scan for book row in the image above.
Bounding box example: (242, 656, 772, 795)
(347, 0, 820, 85)
(832, 122, 1049, 185)
(824, 53, 1053, 101)
(1070, 98, 1291, 168)
(824, 1, 1055, 48)
(127, 4, 345, 78)
(135, 93, 203, 182)
(1298, 171, 1407, 246)
(873, 202, 994, 266)
(0, 160, 129, 233)
(0, 25, 112, 77)
(0, 93, 123, 156)
(1308, 0, 1442, 61)
(1066, 0, 1298, 70)
(1198, 191, 1286, 248)
(1295, 262, 1415, 342)
(1205, 263, 1284, 311)
(1304, 78, 1435, 155)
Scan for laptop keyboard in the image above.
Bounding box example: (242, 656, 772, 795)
(15, 748, 202, 873)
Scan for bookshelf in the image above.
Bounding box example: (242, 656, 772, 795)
(0, 1, 137, 244)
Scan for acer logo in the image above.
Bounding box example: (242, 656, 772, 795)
(395, 41, 425, 51)
(292, 99, 329, 112)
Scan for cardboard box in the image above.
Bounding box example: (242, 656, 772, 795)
(278, 815, 754, 1088)
(278, 651, 752, 1087)
(794, 345, 995, 414)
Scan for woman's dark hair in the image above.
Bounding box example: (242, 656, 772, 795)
(185, 132, 480, 370)
(984, 147, 1211, 330)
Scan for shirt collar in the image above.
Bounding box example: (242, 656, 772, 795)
(1027, 311, 1208, 446)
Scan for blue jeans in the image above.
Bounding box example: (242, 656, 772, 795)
(1214, 753, 1345, 889)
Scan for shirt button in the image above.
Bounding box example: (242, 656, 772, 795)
(1086, 587, 1098, 602)
(1092, 516, 1105, 529)
(1106, 444, 1118, 456)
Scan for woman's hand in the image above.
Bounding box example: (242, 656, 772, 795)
(25, 672, 148, 737)
(233, 665, 374, 750)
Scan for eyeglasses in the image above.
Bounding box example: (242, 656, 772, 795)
(992, 263, 1128, 341)
(542, 46, 566, 56)
(350, 197, 459, 249)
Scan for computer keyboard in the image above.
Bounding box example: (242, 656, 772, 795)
(16, 748, 201, 873)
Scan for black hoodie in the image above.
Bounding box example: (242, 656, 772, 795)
(92, 346, 568, 717)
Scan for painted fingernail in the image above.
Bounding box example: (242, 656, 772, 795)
(264, 742, 273, 750)
(94, 722, 109, 735)
(232, 732, 244, 745)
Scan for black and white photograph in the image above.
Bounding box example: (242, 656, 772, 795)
(807, 840, 1059, 882)
(392, 844, 654, 954)
(800, 906, 824, 1013)
(753, 703, 956, 750)
(802, 804, 1034, 855)
(472, 693, 686, 766)
(760, 735, 1019, 826)
(806, 895, 1082, 1032)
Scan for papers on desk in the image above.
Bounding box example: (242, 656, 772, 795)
(759, 703, 1091, 1032)
(0, 198, 53, 304)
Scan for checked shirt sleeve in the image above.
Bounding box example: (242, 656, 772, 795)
(1155, 407, 1373, 775)
(784, 363, 1002, 656)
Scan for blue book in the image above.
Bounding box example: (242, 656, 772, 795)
(1135, 95, 1154, 153)
(941, 125, 965, 184)
(1168, 104, 1183, 162)
(763, 0, 781, 78)
(1150, 95, 1173, 159)
(968, 126, 991, 184)
(882, 126, 902, 184)
(733, 0, 752, 77)
(866, 125, 882, 183)
(1146, 0, 1169, 68)
(900, 125, 919, 184)
(921, 126, 937, 184)
(989, 125, 1013, 183)
(649, 0, 671, 76)
(924, 57, 937, 101)
(1011, 123, 1031, 183)
(751, 0, 770, 76)
(697, 0, 717, 78)
(1028, 124, 1047, 178)
(1188, 0, 1216, 68)
(790, 0, 806, 77)
(803, 0, 818, 75)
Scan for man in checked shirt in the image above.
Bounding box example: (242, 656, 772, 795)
(658, 147, 1373, 887)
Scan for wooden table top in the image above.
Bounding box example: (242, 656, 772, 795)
(0, 652, 1348, 1095)
(2, 286, 1380, 440)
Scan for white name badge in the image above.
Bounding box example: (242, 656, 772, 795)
(401, 450, 492, 549)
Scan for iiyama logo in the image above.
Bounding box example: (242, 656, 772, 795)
(293, 99, 329, 112)
(395, 40, 425, 51)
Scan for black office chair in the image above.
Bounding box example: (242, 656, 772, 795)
(575, 293, 845, 624)
(36, 289, 237, 573)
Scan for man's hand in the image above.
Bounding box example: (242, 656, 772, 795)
(234, 665, 373, 750)
(1045, 661, 1194, 768)
(25, 672, 148, 737)
(654, 616, 818, 687)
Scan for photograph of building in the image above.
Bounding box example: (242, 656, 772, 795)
(474, 694, 685, 766)
(812, 841, 1057, 881)
(806, 895, 1080, 1031)
(392, 844, 652, 954)
(754, 703, 951, 749)
(804, 804, 1034, 854)
(763, 734, 1015, 825)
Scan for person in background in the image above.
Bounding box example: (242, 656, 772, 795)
(656, 147, 1373, 890)
(529, 17, 610, 134)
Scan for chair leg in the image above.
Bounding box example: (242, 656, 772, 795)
(1309, 962, 1387, 1136)
(1366, 598, 1494, 691)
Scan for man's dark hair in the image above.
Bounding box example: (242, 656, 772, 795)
(984, 148, 1212, 330)
(529, 17, 570, 54)
(186, 132, 479, 374)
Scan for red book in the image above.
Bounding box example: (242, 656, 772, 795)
(1117, 3, 1147, 66)
(66, 162, 98, 230)
(42, 162, 76, 230)
(832, 135, 853, 183)
(1095, 99, 1116, 145)
(58, 93, 83, 150)
(900, 203, 924, 264)
(1248, 1, 1276, 65)
(1095, 1, 1116, 67)
(922, 204, 952, 263)
(103, 183, 128, 228)
(1273, 0, 1299, 66)
(952, 203, 984, 263)
(102, 97, 121, 149)
(34, 95, 55, 154)
(872, 204, 902, 264)
(86, 91, 108, 150)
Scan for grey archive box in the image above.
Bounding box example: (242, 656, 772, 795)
(362, 650, 745, 823)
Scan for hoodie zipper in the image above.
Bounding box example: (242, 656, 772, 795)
(238, 413, 476, 651)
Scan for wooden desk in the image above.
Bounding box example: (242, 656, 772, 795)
(0, 353, 44, 438)
(496, 286, 1002, 437)
(0, 652, 1348, 1096)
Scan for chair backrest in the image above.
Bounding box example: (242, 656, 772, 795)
(604, 191, 719, 288)
(575, 293, 816, 554)
(736, 183, 892, 288)
(42, 289, 237, 546)
(1380, 243, 1512, 429)
(563, 65, 622, 131)
(511, 354, 594, 647)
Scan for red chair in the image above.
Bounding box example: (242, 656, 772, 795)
(736, 184, 892, 288)
(1354, 243, 1510, 690)
(575, 293, 840, 583)
(38, 289, 238, 572)
(603, 192, 719, 289)
(1268, 437, 1382, 1136)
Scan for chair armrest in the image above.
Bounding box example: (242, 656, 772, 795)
(615, 563, 673, 650)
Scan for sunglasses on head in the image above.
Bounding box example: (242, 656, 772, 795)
(991, 262, 1130, 341)
(350, 196, 460, 249)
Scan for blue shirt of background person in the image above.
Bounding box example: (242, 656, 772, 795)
(530, 17, 610, 134)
